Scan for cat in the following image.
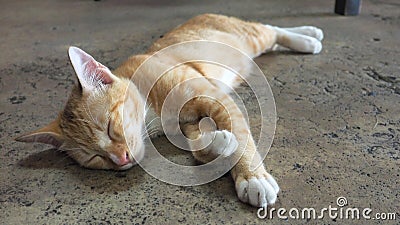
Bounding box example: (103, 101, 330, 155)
(16, 14, 323, 207)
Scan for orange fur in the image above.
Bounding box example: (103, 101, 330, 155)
(16, 14, 324, 207)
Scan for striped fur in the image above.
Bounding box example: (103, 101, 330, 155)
(16, 14, 324, 207)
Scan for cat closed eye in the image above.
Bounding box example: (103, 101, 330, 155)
(107, 119, 123, 141)
(107, 120, 115, 140)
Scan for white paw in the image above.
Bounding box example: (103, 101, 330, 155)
(311, 39, 322, 54)
(311, 27, 324, 41)
(298, 26, 324, 41)
(283, 26, 324, 41)
(305, 37, 322, 54)
(235, 174, 279, 207)
(206, 130, 238, 157)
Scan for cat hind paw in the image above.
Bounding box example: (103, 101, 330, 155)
(301, 37, 322, 54)
(297, 26, 324, 41)
(310, 39, 322, 54)
(310, 27, 324, 41)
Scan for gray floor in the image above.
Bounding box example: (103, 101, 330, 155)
(1, 0, 399, 224)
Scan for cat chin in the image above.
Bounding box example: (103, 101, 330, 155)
(116, 163, 135, 171)
(114, 150, 144, 170)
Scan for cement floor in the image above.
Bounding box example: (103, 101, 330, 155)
(1, 0, 399, 224)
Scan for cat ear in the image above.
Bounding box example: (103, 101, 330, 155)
(68, 46, 117, 92)
(15, 117, 64, 148)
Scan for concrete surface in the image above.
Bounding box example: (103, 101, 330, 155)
(1, 0, 399, 224)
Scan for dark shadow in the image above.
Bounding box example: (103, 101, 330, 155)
(266, 12, 337, 19)
(148, 136, 197, 166)
(18, 148, 147, 193)
(18, 148, 76, 169)
(96, 0, 205, 7)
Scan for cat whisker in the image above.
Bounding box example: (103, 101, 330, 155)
(145, 125, 160, 133)
(143, 128, 161, 138)
(145, 103, 152, 116)
(145, 116, 160, 129)
(145, 128, 160, 137)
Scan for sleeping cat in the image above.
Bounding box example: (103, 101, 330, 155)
(16, 14, 323, 207)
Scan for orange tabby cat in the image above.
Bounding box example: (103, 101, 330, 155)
(16, 14, 323, 207)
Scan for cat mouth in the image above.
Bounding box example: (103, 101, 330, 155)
(107, 151, 143, 170)
(116, 162, 135, 170)
(104, 157, 136, 170)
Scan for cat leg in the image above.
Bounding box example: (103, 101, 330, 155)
(183, 92, 279, 207)
(181, 122, 238, 163)
(181, 119, 279, 207)
(266, 25, 322, 54)
(229, 133, 280, 207)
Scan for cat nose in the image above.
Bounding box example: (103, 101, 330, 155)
(119, 152, 132, 166)
(109, 152, 132, 166)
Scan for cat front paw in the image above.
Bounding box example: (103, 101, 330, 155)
(206, 130, 238, 157)
(235, 173, 279, 207)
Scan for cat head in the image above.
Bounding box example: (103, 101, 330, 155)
(16, 47, 146, 170)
